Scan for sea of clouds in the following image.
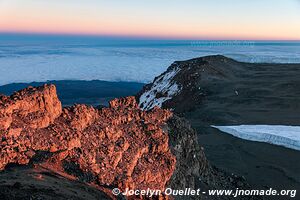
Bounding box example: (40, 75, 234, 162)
(0, 41, 300, 86)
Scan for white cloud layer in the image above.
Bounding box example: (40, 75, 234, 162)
(0, 42, 300, 86)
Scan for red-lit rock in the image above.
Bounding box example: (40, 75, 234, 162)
(0, 84, 176, 198)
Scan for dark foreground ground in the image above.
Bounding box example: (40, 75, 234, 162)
(0, 165, 111, 200)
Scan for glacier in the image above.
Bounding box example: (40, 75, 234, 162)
(212, 125, 300, 151)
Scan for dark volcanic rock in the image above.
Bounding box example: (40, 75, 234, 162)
(167, 115, 257, 200)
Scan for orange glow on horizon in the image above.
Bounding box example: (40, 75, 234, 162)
(1, 0, 300, 40)
(1, 20, 300, 40)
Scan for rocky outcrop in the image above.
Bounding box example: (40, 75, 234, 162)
(0, 84, 258, 200)
(0, 84, 62, 131)
(0, 84, 175, 198)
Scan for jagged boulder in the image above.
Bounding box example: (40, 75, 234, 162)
(0, 85, 175, 198)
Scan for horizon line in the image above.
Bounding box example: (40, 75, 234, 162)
(1, 31, 300, 41)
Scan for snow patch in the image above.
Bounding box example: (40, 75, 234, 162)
(139, 66, 181, 110)
(212, 125, 300, 151)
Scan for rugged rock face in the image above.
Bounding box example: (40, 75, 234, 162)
(167, 116, 257, 200)
(167, 115, 211, 190)
(0, 84, 258, 200)
(0, 84, 176, 198)
(0, 84, 62, 131)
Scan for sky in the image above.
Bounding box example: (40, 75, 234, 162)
(0, 0, 300, 40)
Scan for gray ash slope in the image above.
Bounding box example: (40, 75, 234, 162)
(138, 55, 300, 125)
(138, 55, 300, 194)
